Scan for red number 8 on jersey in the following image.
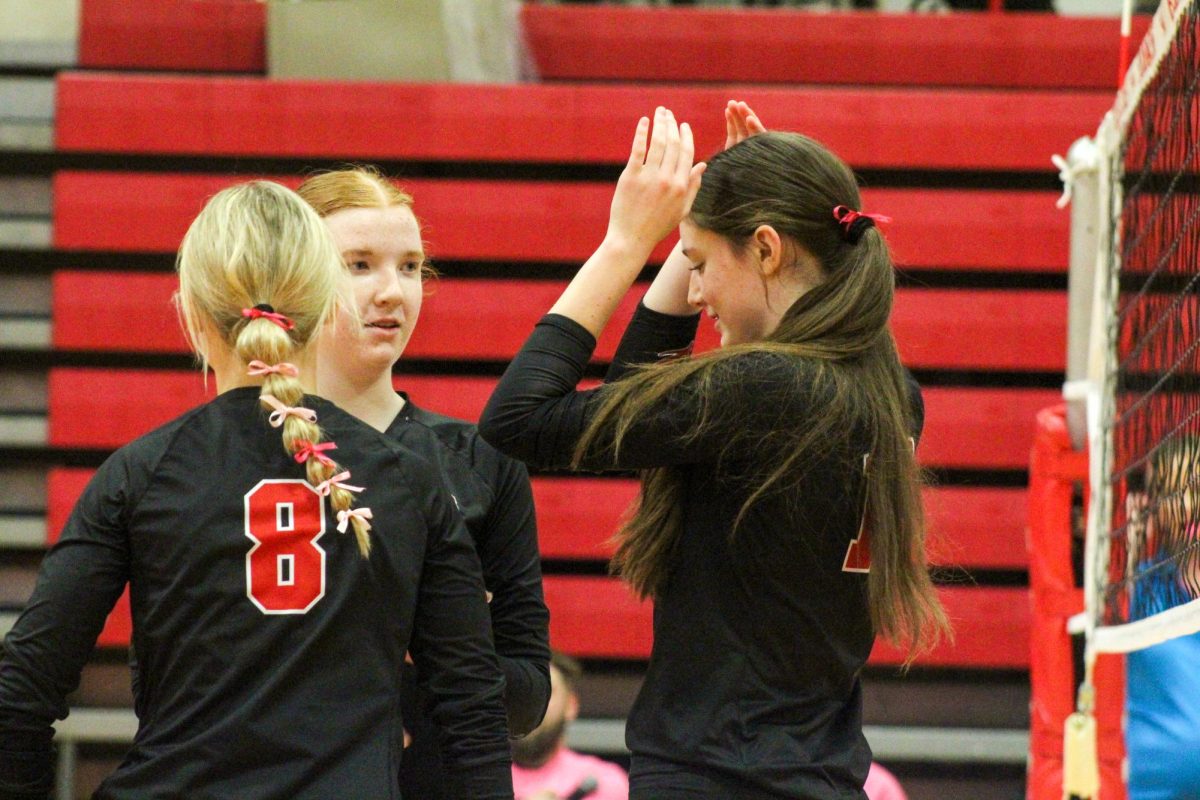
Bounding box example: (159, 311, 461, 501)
(245, 480, 327, 614)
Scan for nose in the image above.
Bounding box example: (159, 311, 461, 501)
(373, 265, 404, 307)
(686, 268, 703, 310)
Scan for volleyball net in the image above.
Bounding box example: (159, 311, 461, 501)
(1085, 0, 1199, 659)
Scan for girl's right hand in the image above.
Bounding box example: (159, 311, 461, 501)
(724, 99, 766, 150)
(605, 107, 705, 258)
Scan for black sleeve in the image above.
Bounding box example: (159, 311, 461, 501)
(0, 452, 135, 800)
(478, 456, 550, 737)
(479, 314, 808, 473)
(604, 299, 700, 384)
(407, 483, 513, 800)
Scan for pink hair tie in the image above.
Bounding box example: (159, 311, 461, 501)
(260, 394, 318, 428)
(294, 440, 338, 468)
(241, 304, 295, 331)
(337, 507, 373, 533)
(832, 205, 892, 244)
(314, 471, 365, 497)
(247, 360, 299, 378)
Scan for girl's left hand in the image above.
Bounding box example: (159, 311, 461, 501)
(605, 107, 706, 257)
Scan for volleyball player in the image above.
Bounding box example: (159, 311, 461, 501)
(478, 106, 948, 798)
(296, 170, 551, 798)
(0, 182, 512, 799)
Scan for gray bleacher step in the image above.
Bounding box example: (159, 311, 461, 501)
(0, 414, 47, 446)
(0, 514, 45, 547)
(0, 218, 52, 248)
(0, 40, 76, 68)
(0, 316, 50, 348)
(0, 120, 52, 150)
(0, 76, 55, 151)
(0, 177, 53, 216)
(0, 76, 54, 119)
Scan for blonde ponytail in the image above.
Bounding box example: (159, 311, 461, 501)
(177, 180, 374, 557)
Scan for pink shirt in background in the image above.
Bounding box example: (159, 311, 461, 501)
(512, 747, 629, 800)
(865, 762, 908, 800)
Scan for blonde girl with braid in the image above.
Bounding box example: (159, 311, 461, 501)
(176, 180, 372, 554)
(0, 180, 514, 800)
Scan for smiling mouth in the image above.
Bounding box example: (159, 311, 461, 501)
(366, 321, 400, 330)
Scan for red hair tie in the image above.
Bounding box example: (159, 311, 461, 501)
(241, 304, 295, 331)
(294, 440, 338, 468)
(833, 205, 892, 244)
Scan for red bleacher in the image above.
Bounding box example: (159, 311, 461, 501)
(77, 0, 1147, 93)
(53, 271, 1066, 371)
(55, 73, 1110, 173)
(52, 171, 1069, 271)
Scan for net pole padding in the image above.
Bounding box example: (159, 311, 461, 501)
(1028, 406, 1126, 800)
(1059, 135, 1103, 451)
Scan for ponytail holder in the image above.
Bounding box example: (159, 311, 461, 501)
(260, 393, 318, 428)
(337, 507, 374, 534)
(247, 360, 299, 378)
(314, 471, 365, 497)
(242, 304, 296, 331)
(833, 205, 892, 245)
(294, 440, 338, 468)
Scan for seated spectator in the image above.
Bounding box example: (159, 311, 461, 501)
(512, 652, 629, 800)
(865, 761, 907, 800)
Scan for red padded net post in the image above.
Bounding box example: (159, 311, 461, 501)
(1027, 405, 1125, 800)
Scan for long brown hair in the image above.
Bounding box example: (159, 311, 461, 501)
(576, 132, 948, 654)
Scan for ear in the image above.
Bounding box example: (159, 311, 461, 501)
(752, 225, 784, 277)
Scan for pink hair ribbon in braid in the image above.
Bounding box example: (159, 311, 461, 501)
(260, 394, 318, 428)
(294, 440, 338, 468)
(247, 360, 299, 378)
(314, 471, 365, 497)
(337, 507, 373, 534)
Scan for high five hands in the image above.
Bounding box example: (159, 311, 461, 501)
(605, 107, 706, 257)
(724, 99, 766, 149)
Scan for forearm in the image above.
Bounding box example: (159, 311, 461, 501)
(498, 655, 550, 736)
(548, 236, 652, 340)
(478, 316, 600, 469)
(641, 240, 695, 316)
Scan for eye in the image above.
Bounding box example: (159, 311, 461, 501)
(400, 259, 424, 275)
(688, 262, 706, 274)
(347, 259, 370, 272)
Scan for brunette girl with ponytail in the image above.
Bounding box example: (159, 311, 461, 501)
(0, 181, 513, 800)
(480, 104, 948, 799)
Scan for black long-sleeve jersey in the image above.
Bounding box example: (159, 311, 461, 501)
(389, 396, 550, 799)
(479, 305, 925, 800)
(0, 387, 512, 800)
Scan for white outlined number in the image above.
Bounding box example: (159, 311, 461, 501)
(842, 453, 872, 574)
(244, 480, 326, 614)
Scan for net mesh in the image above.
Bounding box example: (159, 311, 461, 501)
(1092, 1, 1200, 650)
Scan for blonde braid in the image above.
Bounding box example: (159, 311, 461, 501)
(177, 180, 375, 557)
(236, 315, 372, 558)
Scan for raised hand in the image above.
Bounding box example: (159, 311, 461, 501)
(606, 107, 706, 257)
(723, 99, 766, 150)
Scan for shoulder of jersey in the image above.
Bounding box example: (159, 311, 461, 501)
(404, 403, 518, 477)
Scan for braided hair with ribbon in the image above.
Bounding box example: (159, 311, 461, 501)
(176, 181, 374, 556)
